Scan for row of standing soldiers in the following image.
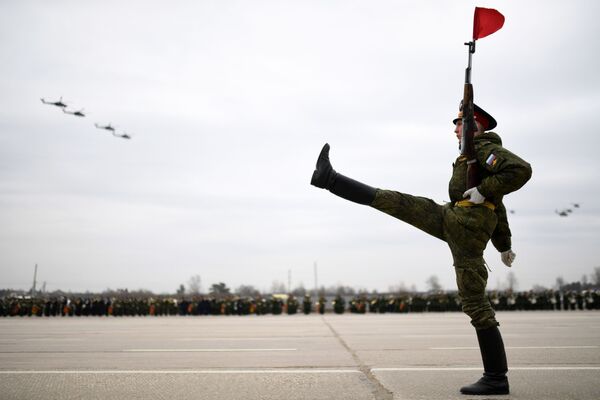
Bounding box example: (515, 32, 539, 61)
(2, 289, 599, 317)
(488, 289, 599, 311)
(1, 295, 323, 317)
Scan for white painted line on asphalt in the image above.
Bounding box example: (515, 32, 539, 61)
(0, 338, 84, 342)
(430, 346, 599, 350)
(509, 367, 600, 370)
(123, 348, 297, 352)
(24, 338, 85, 342)
(344, 333, 528, 338)
(175, 337, 319, 341)
(0, 369, 361, 374)
(372, 366, 600, 371)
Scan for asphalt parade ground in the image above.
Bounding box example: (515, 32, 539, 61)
(1, 312, 599, 400)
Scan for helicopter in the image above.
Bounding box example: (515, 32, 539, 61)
(112, 132, 132, 140)
(41, 97, 67, 108)
(94, 123, 116, 132)
(62, 108, 86, 117)
(555, 202, 582, 217)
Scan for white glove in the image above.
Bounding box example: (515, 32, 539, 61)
(463, 187, 485, 204)
(501, 250, 516, 267)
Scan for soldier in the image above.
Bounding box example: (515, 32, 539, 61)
(514, 292, 526, 311)
(411, 294, 427, 313)
(368, 296, 379, 313)
(303, 294, 312, 315)
(575, 291, 584, 310)
(287, 295, 299, 315)
(489, 291, 501, 311)
(388, 296, 399, 313)
(255, 297, 266, 315)
(549, 290, 558, 311)
(333, 294, 345, 314)
(505, 291, 515, 311)
(249, 298, 257, 315)
(555, 290, 564, 311)
(317, 296, 326, 314)
(271, 297, 283, 315)
(356, 295, 367, 314)
(310, 103, 531, 395)
(527, 291, 537, 311)
(377, 295, 387, 314)
(591, 289, 600, 310)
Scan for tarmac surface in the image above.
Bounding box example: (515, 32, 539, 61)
(1, 311, 599, 400)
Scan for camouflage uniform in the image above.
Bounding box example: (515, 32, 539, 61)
(370, 132, 531, 329)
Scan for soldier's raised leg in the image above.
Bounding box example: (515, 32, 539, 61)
(310, 143, 445, 239)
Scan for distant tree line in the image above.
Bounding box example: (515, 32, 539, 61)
(2, 267, 599, 300)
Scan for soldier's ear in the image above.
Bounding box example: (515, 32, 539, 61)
(474, 120, 485, 135)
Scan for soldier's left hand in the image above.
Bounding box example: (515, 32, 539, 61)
(463, 187, 485, 204)
(501, 249, 516, 267)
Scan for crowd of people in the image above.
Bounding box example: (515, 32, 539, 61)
(1, 289, 599, 317)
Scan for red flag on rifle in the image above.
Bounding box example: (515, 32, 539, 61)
(473, 7, 505, 40)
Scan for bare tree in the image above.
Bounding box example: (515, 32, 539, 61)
(592, 267, 600, 286)
(389, 281, 409, 294)
(270, 280, 286, 294)
(291, 283, 306, 297)
(333, 285, 356, 296)
(176, 284, 185, 296)
(209, 282, 231, 296)
(506, 271, 518, 292)
(426, 275, 442, 292)
(188, 275, 202, 295)
(555, 276, 565, 290)
(317, 285, 326, 297)
(532, 284, 547, 292)
(581, 274, 589, 287)
(236, 285, 260, 297)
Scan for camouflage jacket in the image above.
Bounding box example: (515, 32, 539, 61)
(448, 131, 532, 252)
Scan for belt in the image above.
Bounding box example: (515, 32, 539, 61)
(455, 199, 496, 211)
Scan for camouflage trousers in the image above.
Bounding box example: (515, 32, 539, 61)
(371, 189, 499, 330)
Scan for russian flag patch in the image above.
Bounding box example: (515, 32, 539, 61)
(486, 153, 498, 166)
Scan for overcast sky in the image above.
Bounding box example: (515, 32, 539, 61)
(1, 0, 599, 294)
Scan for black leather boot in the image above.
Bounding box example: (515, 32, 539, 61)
(460, 326, 509, 395)
(310, 143, 376, 205)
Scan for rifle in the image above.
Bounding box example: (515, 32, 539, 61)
(461, 7, 505, 191)
(461, 41, 479, 190)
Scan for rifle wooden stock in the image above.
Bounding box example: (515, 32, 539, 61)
(461, 83, 480, 190)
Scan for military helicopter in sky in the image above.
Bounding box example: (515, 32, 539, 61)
(40, 97, 67, 108)
(94, 123, 116, 132)
(555, 202, 582, 217)
(555, 209, 571, 217)
(62, 108, 86, 117)
(112, 131, 132, 140)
